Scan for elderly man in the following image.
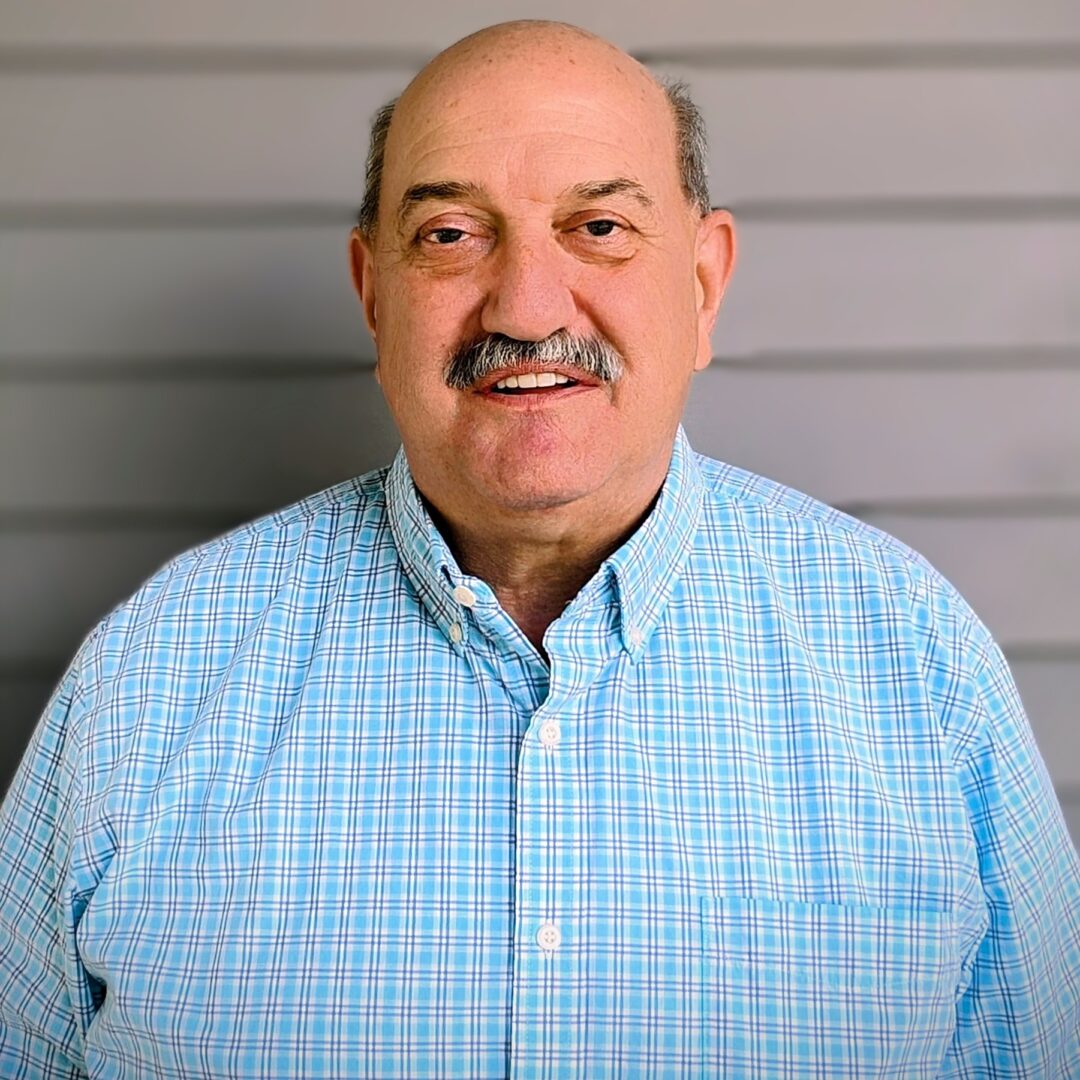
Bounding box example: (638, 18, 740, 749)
(2, 19, 1078, 1080)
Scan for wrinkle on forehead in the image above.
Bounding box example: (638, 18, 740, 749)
(401, 120, 663, 181)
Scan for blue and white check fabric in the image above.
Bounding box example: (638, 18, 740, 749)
(2, 427, 1078, 1078)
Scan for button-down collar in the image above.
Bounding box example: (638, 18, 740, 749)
(386, 426, 705, 656)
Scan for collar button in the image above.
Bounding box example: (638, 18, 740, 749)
(452, 585, 478, 608)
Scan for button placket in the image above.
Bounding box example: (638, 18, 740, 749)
(510, 648, 595, 1068)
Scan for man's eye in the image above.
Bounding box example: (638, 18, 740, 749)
(428, 228, 466, 244)
(583, 220, 620, 237)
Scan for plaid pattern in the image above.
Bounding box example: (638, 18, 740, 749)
(2, 427, 1078, 1078)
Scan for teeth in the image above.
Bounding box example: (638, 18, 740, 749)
(491, 371, 574, 391)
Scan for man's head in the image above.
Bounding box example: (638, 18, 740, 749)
(349, 20, 735, 531)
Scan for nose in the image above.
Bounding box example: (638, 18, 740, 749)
(479, 232, 577, 341)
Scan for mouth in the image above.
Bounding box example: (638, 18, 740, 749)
(472, 366, 598, 399)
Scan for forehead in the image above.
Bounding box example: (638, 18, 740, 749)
(382, 47, 681, 209)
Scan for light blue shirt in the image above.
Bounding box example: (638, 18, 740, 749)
(2, 428, 1078, 1078)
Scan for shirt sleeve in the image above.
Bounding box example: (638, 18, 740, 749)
(919, 577, 1080, 1077)
(0, 640, 101, 1079)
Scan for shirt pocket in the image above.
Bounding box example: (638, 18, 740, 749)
(699, 895, 956, 1079)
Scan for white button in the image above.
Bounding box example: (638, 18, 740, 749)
(448, 622, 463, 644)
(452, 585, 477, 608)
(536, 922, 561, 951)
(628, 625, 644, 648)
(538, 720, 561, 748)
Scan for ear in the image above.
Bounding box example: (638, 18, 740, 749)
(348, 227, 378, 340)
(692, 209, 736, 372)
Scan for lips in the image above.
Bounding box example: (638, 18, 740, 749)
(472, 364, 600, 395)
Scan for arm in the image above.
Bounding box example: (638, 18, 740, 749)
(0, 644, 101, 1079)
(919, 579, 1080, 1077)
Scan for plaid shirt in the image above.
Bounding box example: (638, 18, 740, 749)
(2, 428, 1078, 1078)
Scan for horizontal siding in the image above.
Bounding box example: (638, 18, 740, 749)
(0, 681, 57, 801)
(1066, 805, 1080, 853)
(1, 527, 220, 662)
(857, 514, 1080, 643)
(667, 69, 1080, 203)
(3, 69, 1078, 204)
(0, 376, 399, 510)
(2, 222, 1078, 360)
(683, 368, 1080, 503)
(4, 370, 1080, 509)
(4, 514, 1079, 662)
(3, 0, 1079, 49)
(1011, 660, 1080, 790)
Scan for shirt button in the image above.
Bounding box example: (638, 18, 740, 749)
(628, 625, 644, 648)
(452, 585, 477, 608)
(536, 922, 561, 951)
(448, 622, 463, 644)
(538, 720, 561, 748)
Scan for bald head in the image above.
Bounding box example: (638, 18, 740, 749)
(406, 21, 643, 105)
(356, 20, 710, 236)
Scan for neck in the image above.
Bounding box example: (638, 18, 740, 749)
(423, 490, 661, 656)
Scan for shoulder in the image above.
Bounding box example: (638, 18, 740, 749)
(84, 466, 394, 664)
(41, 467, 399, 799)
(691, 450, 988, 650)
(690, 451, 1009, 742)
(695, 452, 937, 582)
(136, 465, 390, 595)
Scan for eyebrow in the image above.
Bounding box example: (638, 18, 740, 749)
(396, 180, 487, 231)
(394, 175, 657, 233)
(564, 178, 656, 208)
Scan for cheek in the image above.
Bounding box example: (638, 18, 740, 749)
(378, 278, 481, 368)
(586, 260, 698, 364)
(374, 332, 465, 438)
(379, 360, 449, 423)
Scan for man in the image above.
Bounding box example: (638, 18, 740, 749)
(1, 19, 1077, 1079)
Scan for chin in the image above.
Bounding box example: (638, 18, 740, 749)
(482, 479, 593, 514)
(471, 456, 602, 513)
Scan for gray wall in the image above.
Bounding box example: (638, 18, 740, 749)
(2, 1, 1078, 845)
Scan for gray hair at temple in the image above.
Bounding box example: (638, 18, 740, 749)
(355, 78, 712, 237)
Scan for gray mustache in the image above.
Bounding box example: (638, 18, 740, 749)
(444, 331, 625, 391)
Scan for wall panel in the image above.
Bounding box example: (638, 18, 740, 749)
(4, 70, 1078, 204)
(1, 526, 226, 662)
(0, 375, 400, 510)
(857, 515, 1080, 644)
(3, 0, 1078, 49)
(1012, 660, 1080, 790)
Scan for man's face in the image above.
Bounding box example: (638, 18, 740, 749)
(351, 31, 734, 525)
